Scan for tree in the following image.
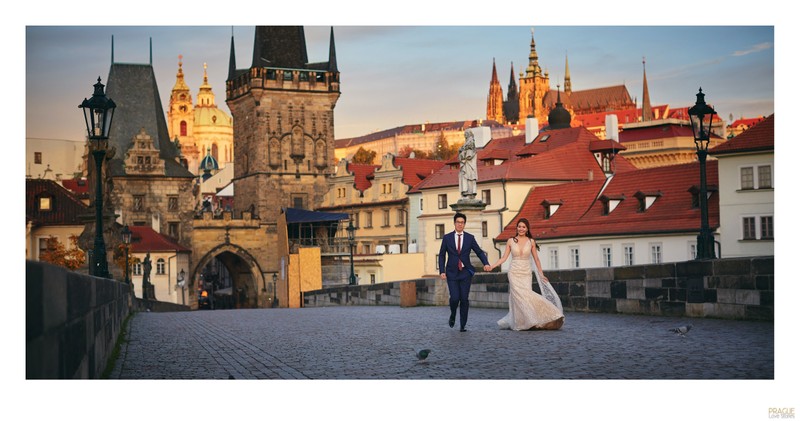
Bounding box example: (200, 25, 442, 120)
(431, 132, 460, 161)
(352, 146, 377, 164)
(398, 145, 431, 159)
(39, 235, 86, 271)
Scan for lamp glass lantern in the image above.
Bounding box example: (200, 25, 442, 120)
(688, 87, 715, 152)
(687, 87, 717, 260)
(121, 225, 132, 283)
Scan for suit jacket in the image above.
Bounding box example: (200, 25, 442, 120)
(438, 230, 490, 280)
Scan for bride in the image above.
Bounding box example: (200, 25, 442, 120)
(489, 218, 564, 330)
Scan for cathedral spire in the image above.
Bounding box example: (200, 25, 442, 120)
(564, 53, 572, 93)
(508, 62, 517, 94)
(526, 27, 541, 77)
(328, 27, 338, 72)
(172, 55, 190, 92)
(197, 63, 217, 108)
(641, 57, 654, 122)
(491, 58, 499, 83)
(486, 58, 504, 123)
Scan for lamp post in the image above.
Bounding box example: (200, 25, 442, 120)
(80, 77, 116, 278)
(688, 87, 717, 260)
(347, 219, 356, 285)
(178, 269, 186, 305)
(121, 225, 132, 284)
(272, 273, 278, 308)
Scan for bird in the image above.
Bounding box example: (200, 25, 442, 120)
(669, 325, 692, 336)
(414, 349, 431, 361)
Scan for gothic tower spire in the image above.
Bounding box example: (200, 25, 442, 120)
(228, 27, 237, 81)
(328, 27, 338, 72)
(504, 62, 520, 124)
(486, 58, 504, 123)
(564, 53, 572, 94)
(641, 57, 654, 122)
(525, 28, 541, 77)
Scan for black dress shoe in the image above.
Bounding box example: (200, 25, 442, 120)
(459, 327, 467, 332)
(448, 314, 455, 328)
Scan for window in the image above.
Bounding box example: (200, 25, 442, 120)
(362, 244, 371, 254)
(38, 237, 49, 260)
(742, 217, 756, 240)
(761, 216, 774, 239)
(133, 262, 142, 276)
(156, 258, 166, 275)
(435, 254, 440, 271)
(419, 198, 423, 212)
(650, 243, 663, 264)
(435, 224, 445, 239)
(623, 244, 635, 266)
(168, 222, 180, 239)
(168, 196, 179, 211)
(740, 167, 754, 190)
(602, 246, 612, 268)
(438, 194, 447, 209)
(742, 215, 773, 240)
(689, 243, 697, 260)
(569, 247, 580, 269)
(382, 183, 392, 194)
(364, 211, 373, 228)
(382, 209, 390, 227)
(34, 152, 42, 164)
(481, 221, 488, 238)
(758, 165, 772, 189)
(293, 196, 304, 209)
(397, 209, 405, 226)
(39, 197, 52, 211)
(133, 195, 144, 211)
(180, 121, 187, 136)
(370, 274, 376, 284)
(549, 248, 559, 270)
(353, 212, 360, 228)
(481, 189, 491, 205)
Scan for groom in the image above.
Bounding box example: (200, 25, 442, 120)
(439, 212, 491, 332)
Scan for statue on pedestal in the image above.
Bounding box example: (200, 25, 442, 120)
(458, 131, 478, 200)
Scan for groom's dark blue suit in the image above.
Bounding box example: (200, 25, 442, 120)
(439, 230, 490, 330)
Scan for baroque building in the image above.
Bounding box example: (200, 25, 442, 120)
(167, 56, 234, 175)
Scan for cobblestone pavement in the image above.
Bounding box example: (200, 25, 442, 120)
(110, 306, 773, 380)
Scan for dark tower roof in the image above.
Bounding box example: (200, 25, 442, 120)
(104, 62, 193, 178)
(252, 26, 309, 69)
(328, 27, 338, 73)
(641, 57, 654, 122)
(228, 29, 237, 81)
(548, 87, 572, 129)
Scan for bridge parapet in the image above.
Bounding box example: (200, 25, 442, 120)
(303, 256, 774, 321)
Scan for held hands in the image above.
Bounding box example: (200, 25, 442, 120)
(484, 264, 492, 271)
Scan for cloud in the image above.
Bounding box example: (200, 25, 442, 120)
(732, 42, 772, 57)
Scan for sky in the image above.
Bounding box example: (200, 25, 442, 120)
(11, 1, 797, 419)
(25, 25, 774, 143)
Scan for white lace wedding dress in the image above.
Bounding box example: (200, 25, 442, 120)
(497, 239, 565, 331)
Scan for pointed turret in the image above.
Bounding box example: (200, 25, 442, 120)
(328, 27, 338, 72)
(251, 26, 308, 69)
(641, 57, 654, 122)
(197, 63, 216, 107)
(548, 85, 571, 129)
(228, 28, 237, 81)
(564, 53, 572, 93)
(504, 62, 520, 124)
(525, 27, 542, 77)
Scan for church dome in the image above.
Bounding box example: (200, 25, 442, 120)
(194, 106, 232, 128)
(199, 150, 219, 172)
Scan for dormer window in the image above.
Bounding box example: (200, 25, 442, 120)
(539, 135, 550, 143)
(541, 199, 563, 219)
(688, 185, 717, 209)
(38, 196, 52, 211)
(599, 195, 624, 215)
(634, 191, 662, 212)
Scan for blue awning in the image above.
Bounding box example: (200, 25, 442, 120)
(283, 207, 349, 224)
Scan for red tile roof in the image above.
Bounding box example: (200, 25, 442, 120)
(392, 157, 447, 188)
(710, 114, 774, 155)
(129, 225, 190, 253)
(411, 126, 638, 192)
(61, 178, 90, 197)
(26, 179, 89, 226)
(574, 105, 671, 127)
(730, 116, 767, 130)
(618, 123, 698, 143)
(334, 119, 504, 148)
(497, 160, 719, 242)
(347, 163, 381, 192)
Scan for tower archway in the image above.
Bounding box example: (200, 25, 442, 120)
(191, 244, 266, 309)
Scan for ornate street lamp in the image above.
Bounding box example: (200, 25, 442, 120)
(688, 87, 717, 260)
(80, 77, 116, 278)
(272, 273, 278, 308)
(347, 219, 356, 285)
(121, 225, 132, 284)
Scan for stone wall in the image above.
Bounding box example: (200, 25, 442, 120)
(26, 260, 133, 379)
(303, 256, 774, 321)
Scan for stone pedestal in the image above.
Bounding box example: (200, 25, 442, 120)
(450, 199, 489, 270)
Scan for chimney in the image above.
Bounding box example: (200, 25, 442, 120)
(525, 116, 539, 144)
(605, 114, 619, 141)
(467, 126, 492, 148)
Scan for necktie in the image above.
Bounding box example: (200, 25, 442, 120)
(457, 233, 463, 270)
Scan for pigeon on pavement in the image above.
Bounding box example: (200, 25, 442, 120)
(414, 349, 431, 361)
(669, 325, 692, 336)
